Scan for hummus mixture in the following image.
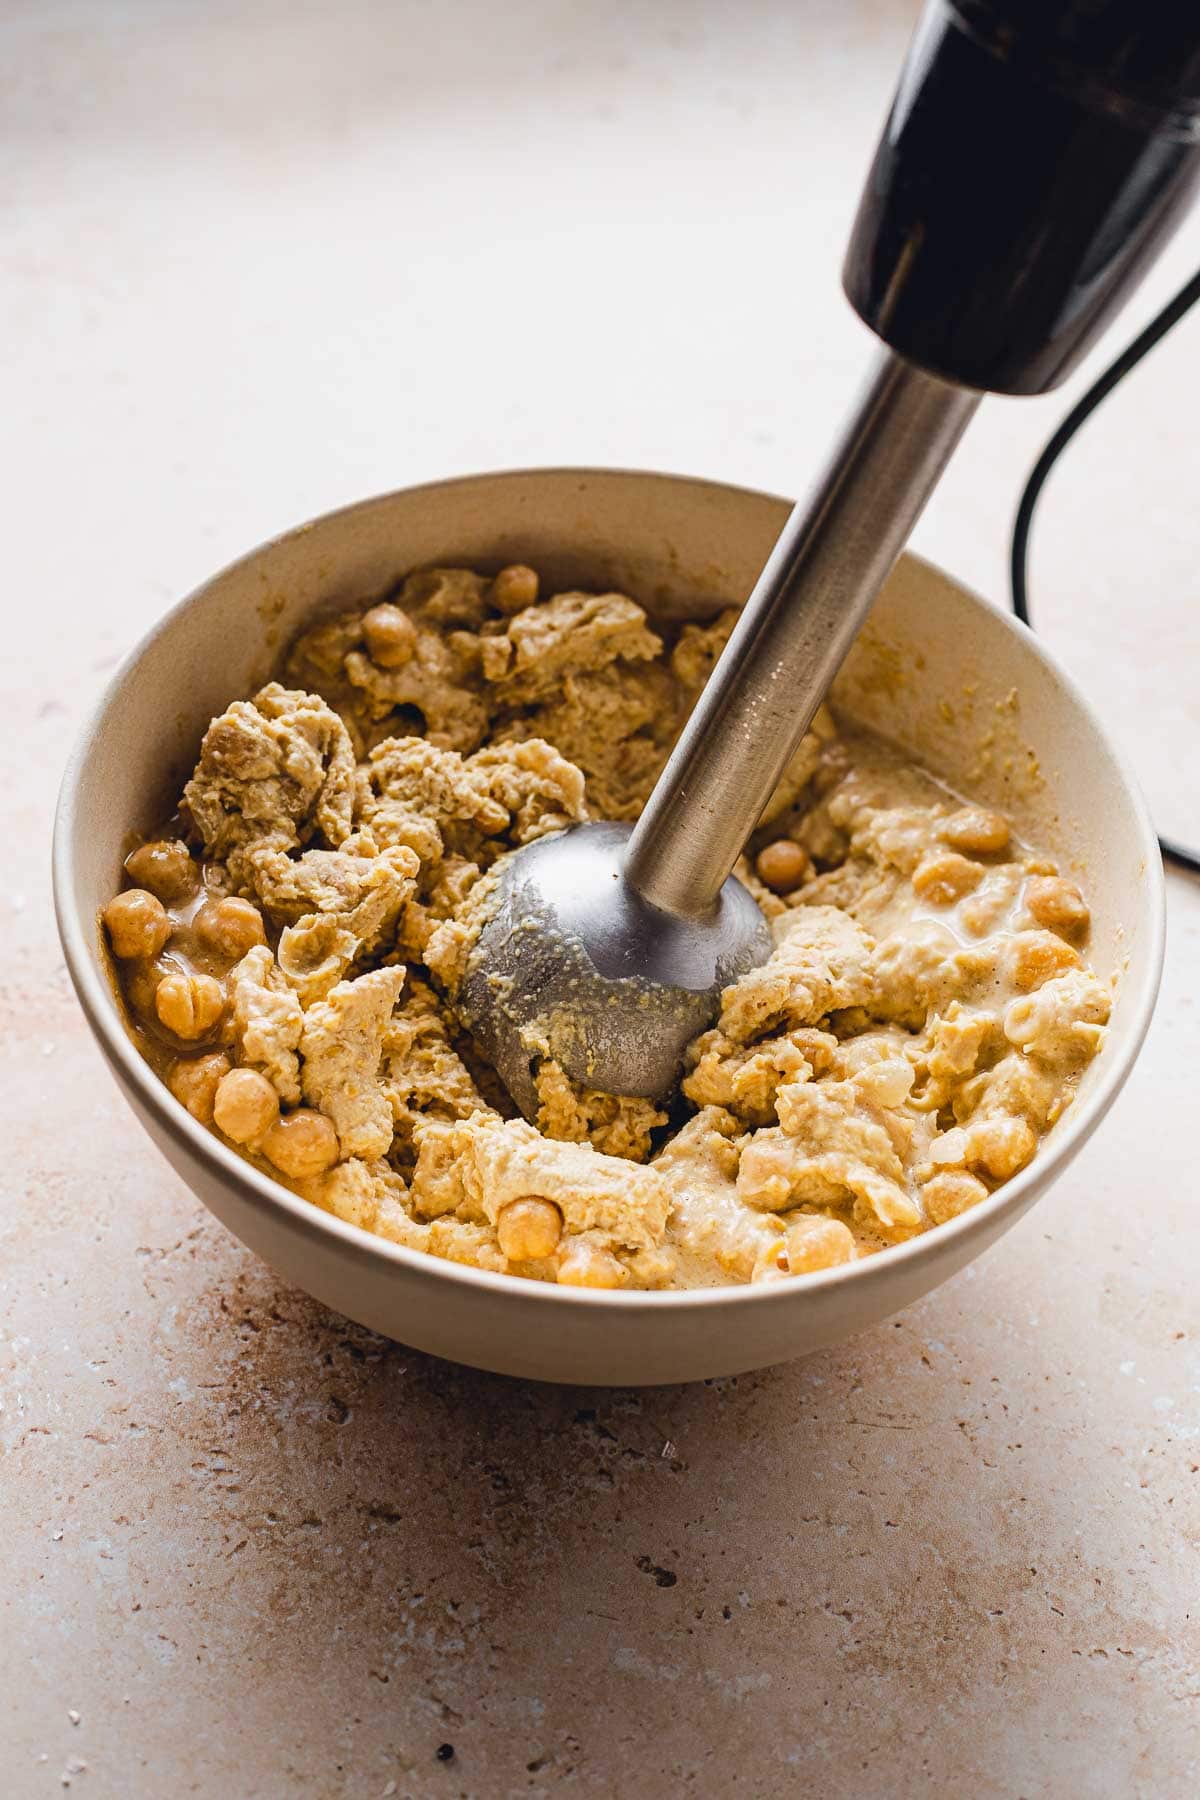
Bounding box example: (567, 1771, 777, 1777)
(103, 565, 1109, 1290)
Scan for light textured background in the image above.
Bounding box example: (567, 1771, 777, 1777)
(3, 2, 1199, 1795)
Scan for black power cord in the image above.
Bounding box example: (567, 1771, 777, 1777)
(1010, 264, 1200, 876)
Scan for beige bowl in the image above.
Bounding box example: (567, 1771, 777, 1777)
(53, 470, 1164, 1384)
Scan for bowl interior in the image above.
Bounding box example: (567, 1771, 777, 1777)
(59, 467, 1160, 1265)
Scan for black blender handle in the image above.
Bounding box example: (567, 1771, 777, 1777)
(844, 0, 1200, 393)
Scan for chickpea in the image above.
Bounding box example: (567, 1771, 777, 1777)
(555, 1239, 627, 1289)
(194, 896, 266, 961)
(926, 1127, 968, 1172)
(922, 1170, 989, 1225)
(124, 839, 199, 903)
(969, 1115, 1036, 1181)
(124, 957, 167, 1020)
(780, 1214, 856, 1274)
(166, 1051, 231, 1125)
(103, 888, 171, 960)
(488, 564, 540, 615)
(938, 807, 1010, 856)
(262, 1109, 339, 1178)
(496, 1195, 563, 1262)
(213, 1067, 280, 1145)
(911, 852, 983, 905)
(755, 838, 813, 895)
(155, 971, 225, 1040)
(1011, 930, 1080, 992)
(854, 1058, 914, 1109)
(1025, 875, 1090, 936)
(362, 602, 417, 669)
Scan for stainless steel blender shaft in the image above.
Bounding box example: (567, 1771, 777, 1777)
(623, 347, 980, 919)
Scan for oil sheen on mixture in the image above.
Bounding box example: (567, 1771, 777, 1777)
(101, 565, 1110, 1291)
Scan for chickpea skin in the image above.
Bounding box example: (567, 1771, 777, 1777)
(194, 896, 266, 960)
(155, 971, 225, 1040)
(103, 889, 172, 960)
(854, 1058, 914, 1109)
(938, 807, 1010, 856)
(1025, 874, 1090, 936)
(755, 838, 813, 894)
(214, 1067, 280, 1145)
(555, 1239, 627, 1289)
(488, 564, 539, 615)
(496, 1196, 563, 1262)
(262, 1109, 339, 1178)
(362, 602, 417, 669)
(167, 1051, 231, 1125)
(124, 839, 199, 903)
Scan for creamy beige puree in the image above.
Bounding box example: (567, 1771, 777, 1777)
(103, 565, 1108, 1291)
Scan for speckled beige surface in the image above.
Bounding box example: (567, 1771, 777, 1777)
(4, 1, 1200, 1794)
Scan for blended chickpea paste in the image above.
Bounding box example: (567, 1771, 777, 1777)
(103, 565, 1110, 1290)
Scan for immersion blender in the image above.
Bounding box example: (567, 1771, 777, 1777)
(460, 0, 1200, 1112)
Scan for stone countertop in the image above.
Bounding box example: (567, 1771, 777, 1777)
(4, 2, 1198, 1794)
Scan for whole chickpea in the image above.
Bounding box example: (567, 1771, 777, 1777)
(555, 1238, 627, 1289)
(194, 896, 266, 961)
(104, 889, 172, 961)
(155, 971, 225, 1040)
(262, 1109, 339, 1178)
(911, 851, 983, 905)
(496, 1196, 563, 1262)
(853, 1058, 914, 1110)
(166, 1051, 231, 1125)
(922, 1169, 988, 1225)
(937, 807, 1010, 856)
(1024, 875, 1090, 936)
(488, 564, 540, 615)
(1011, 930, 1080, 992)
(363, 602, 418, 669)
(124, 839, 199, 903)
(969, 1115, 1036, 1181)
(213, 1067, 280, 1145)
(781, 1214, 856, 1274)
(755, 838, 813, 895)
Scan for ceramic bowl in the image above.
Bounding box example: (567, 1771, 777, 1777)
(53, 470, 1164, 1384)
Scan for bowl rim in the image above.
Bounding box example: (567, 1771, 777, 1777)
(52, 465, 1167, 1315)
